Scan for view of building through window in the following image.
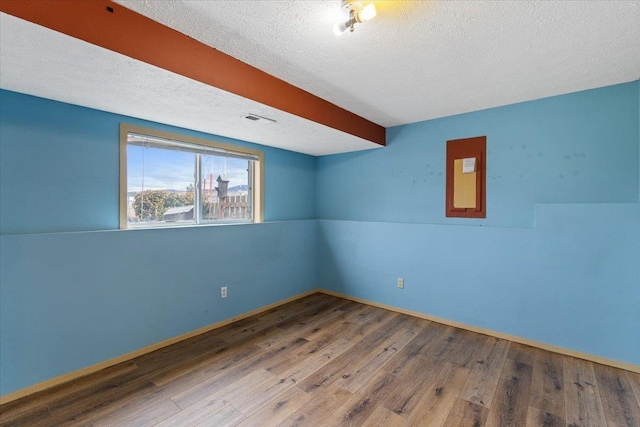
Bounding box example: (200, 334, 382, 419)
(201, 153, 251, 221)
(125, 135, 253, 227)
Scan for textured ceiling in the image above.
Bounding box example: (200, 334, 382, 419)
(0, 13, 379, 156)
(2, 1, 639, 157)
(117, 0, 640, 127)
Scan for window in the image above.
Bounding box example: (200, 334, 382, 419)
(119, 124, 263, 229)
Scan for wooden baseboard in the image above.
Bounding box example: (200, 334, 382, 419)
(319, 289, 640, 374)
(0, 289, 320, 405)
(4, 287, 637, 405)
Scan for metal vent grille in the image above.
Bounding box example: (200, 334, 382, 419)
(243, 114, 276, 124)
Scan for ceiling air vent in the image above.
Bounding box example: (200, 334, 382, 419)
(244, 114, 277, 125)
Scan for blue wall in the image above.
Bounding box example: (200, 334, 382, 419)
(318, 82, 639, 228)
(317, 81, 640, 366)
(1, 221, 317, 395)
(0, 90, 316, 235)
(0, 91, 318, 395)
(2, 82, 639, 397)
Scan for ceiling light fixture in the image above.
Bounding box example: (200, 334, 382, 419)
(333, 0, 377, 36)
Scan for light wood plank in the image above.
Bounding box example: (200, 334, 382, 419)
(339, 310, 399, 343)
(264, 327, 354, 376)
(95, 398, 180, 427)
(236, 387, 312, 426)
(564, 357, 607, 427)
(167, 337, 304, 409)
(381, 322, 448, 376)
(279, 385, 351, 427)
(442, 398, 490, 427)
(361, 405, 406, 427)
(348, 304, 392, 326)
(507, 342, 537, 366)
(148, 341, 262, 387)
(627, 371, 640, 408)
(525, 405, 565, 427)
(273, 299, 350, 334)
(0, 405, 53, 427)
(446, 329, 490, 369)
(158, 369, 274, 426)
(485, 358, 533, 426)
(56, 419, 95, 427)
(193, 404, 245, 427)
(529, 349, 565, 419)
(422, 326, 468, 363)
(296, 314, 411, 395)
(131, 327, 234, 371)
(156, 401, 228, 427)
(593, 363, 640, 427)
(1, 361, 139, 421)
(380, 359, 439, 418)
(459, 337, 511, 409)
(256, 301, 351, 350)
(228, 338, 353, 417)
(336, 316, 423, 393)
(405, 362, 471, 426)
(320, 368, 399, 426)
(47, 375, 161, 424)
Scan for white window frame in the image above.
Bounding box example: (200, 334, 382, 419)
(119, 124, 263, 229)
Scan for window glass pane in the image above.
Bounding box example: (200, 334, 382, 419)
(127, 145, 196, 226)
(201, 155, 251, 221)
(121, 125, 261, 229)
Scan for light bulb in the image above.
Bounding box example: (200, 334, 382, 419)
(333, 21, 347, 36)
(359, 3, 376, 21)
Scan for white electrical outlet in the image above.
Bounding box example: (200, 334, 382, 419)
(221, 286, 227, 298)
(397, 278, 404, 289)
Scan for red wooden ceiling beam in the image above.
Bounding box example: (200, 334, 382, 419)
(0, 0, 386, 146)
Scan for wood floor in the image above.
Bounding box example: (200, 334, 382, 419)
(1, 293, 639, 427)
